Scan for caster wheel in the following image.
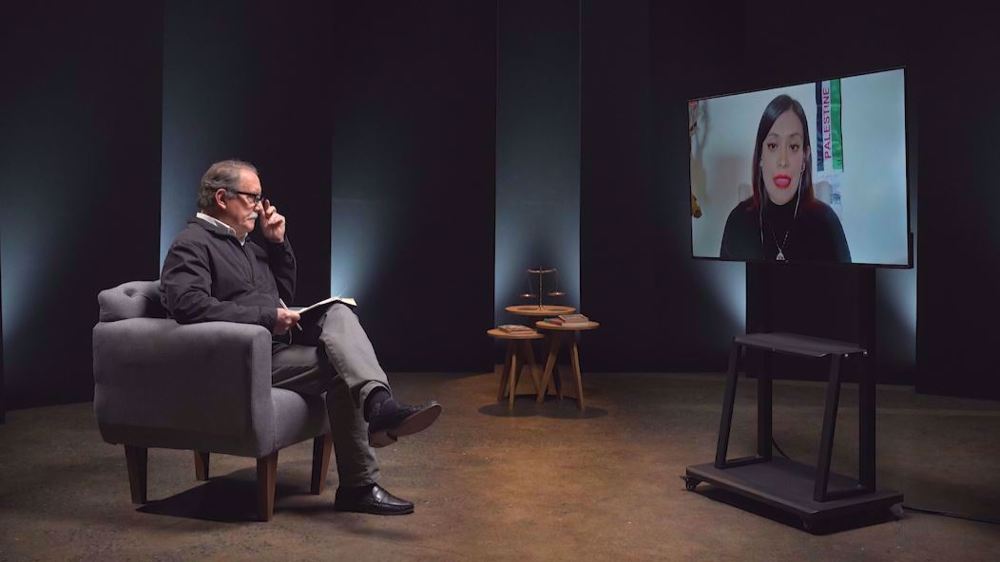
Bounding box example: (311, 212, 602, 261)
(889, 503, 905, 519)
(682, 476, 700, 491)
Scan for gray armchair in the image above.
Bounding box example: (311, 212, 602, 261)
(92, 280, 332, 521)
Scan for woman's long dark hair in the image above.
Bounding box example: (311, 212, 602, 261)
(748, 94, 815, 211)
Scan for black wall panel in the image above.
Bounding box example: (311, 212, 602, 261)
(0, 2, 163, 408)
(330, 1, 496, 371)
(494, 0, 582, 324)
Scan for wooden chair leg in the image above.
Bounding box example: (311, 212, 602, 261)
(311, 433, 333, 495)
(194, 451, 210, 481)
(257, 451, 278, 521)
(124, 445, 148, 504)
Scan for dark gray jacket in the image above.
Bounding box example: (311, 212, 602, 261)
(160, 217, 296, 331)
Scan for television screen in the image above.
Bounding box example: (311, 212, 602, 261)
(688, 68, 910, 267)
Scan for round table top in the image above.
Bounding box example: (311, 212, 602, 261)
(505, 305, 576, 317)
(487, 327, 545, 340)
(535, 320, 600, 331)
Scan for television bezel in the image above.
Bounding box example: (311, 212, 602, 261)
(686, 65, 914, 269)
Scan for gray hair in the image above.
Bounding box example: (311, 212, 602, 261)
(197, 159, 258, 211)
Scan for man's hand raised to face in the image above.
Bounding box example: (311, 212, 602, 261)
(273, 308, 300, 335)
(260, 198, 286, 243)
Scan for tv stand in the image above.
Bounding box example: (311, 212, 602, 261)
(684, 332, 902, 532)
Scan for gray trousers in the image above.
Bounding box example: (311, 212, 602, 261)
(270, 303, 389, 488)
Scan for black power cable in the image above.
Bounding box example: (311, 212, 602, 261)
(900, 505, 1000, 526)
(770, 436, 792, 461)
(770, 437, 999, 526)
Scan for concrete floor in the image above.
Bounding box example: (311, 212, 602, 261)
(1, 371, 998, 561)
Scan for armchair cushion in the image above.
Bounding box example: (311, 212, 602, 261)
(98, 280, 167, 322)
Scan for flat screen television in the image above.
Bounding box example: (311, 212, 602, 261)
(688, 67, 911, 267)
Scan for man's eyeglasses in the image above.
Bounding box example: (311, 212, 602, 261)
(228, 189, 263, 204)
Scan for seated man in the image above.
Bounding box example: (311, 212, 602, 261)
(160, 159, 441, 515)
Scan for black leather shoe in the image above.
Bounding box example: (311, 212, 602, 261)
(368, 401, 443, 448)
(334, 484, 414, 515)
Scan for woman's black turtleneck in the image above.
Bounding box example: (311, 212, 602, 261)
(719, 192, 851, 263)
(762, 195, 797, 258)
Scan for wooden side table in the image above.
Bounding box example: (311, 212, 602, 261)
(534, 320, 600, 411)
(486, 328, 545, 410)
(504, 305, 576, 317)
(503, 305, 576, 402)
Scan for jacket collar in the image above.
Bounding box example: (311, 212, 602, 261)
(192, 213, 248, 245)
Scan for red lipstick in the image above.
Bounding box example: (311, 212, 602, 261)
(772, 174, 792, 189)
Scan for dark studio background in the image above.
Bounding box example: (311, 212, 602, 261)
(1, 1, 163, 410)
(2, 1, 999, 417)
(495, 0, 581, 322)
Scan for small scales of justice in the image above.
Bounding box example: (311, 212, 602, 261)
(504, 267, 575, 318)
(520, 267, 564, 309)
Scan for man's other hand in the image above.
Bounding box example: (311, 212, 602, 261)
(274, 308, 301, 335)
(261, 198, 286, 243)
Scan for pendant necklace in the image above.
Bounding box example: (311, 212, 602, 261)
(765, 178, 802, 262)
(770, 227, 790, 261)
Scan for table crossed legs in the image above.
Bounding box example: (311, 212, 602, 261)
(536, 332, 585, 411)
(497, 340, 546, 410)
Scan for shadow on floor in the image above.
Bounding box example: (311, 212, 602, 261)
(138, 477, 283, 523)
(137, 477, 429, 538)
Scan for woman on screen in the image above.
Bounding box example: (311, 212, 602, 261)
(720, 94, 851, 263)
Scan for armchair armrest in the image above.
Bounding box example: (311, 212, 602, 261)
(93, 318, 276, 457)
